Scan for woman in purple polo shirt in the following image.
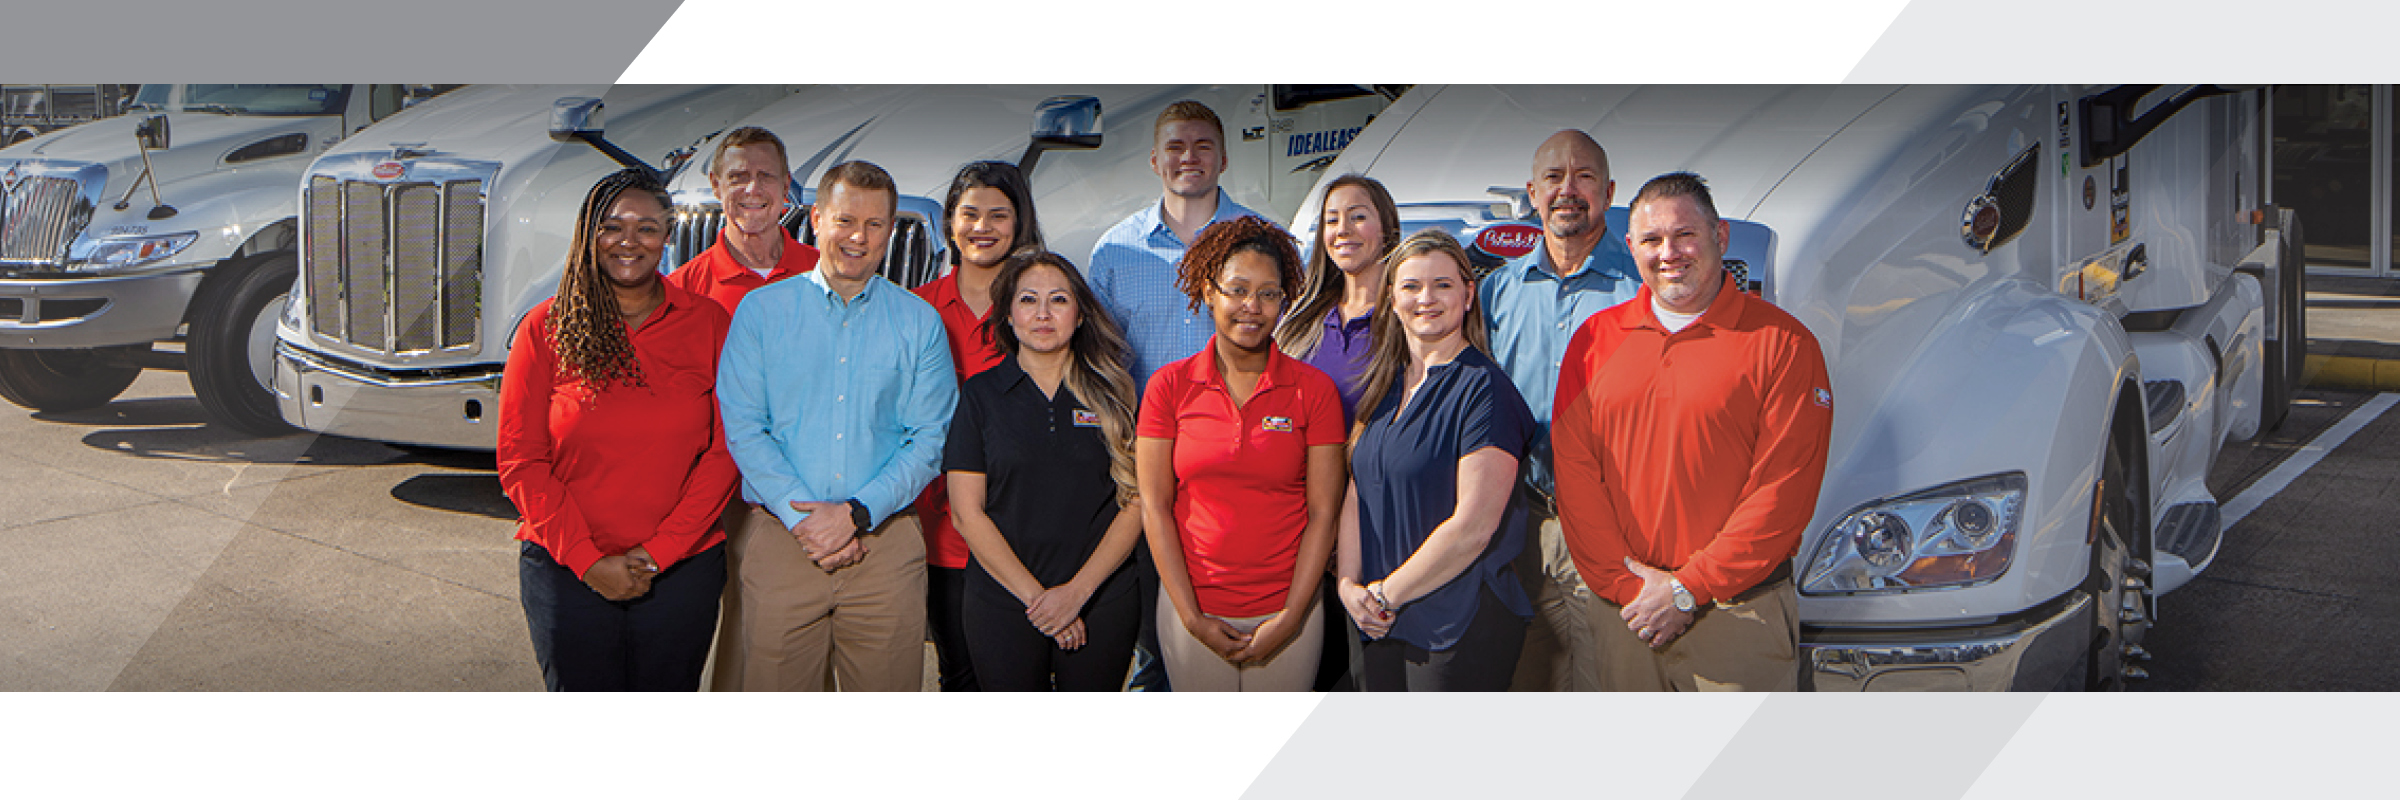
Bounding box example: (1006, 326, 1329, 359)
(1275, 174, 1401, 691)
(1337, 229, 1535, 691)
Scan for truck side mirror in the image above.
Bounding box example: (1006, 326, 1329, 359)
(1020, 95, 1101, 174)
(135, 114, 170, 150)
(549, 97, 605, 142)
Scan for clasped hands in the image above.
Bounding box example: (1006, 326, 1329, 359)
(582, 545, 660, 601)
(1336, 577, 1394, 640)
(1026, 583, 1093, 651)
(1620, 557, 1694, 649)
(788, 500, 867, 572)
(1183, 607, 1304, 667)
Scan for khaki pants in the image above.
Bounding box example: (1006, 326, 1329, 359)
(1510, 514, 1599, 691)
(715, 503, 927, 692)
(1156, 587, 1323, 692)
(1588, 577, 1799, 692)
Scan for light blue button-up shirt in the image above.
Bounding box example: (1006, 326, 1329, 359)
(1087, 189, 1262, 391)
(1481, 232, 1641, 497)
(718, 269, 958, 532)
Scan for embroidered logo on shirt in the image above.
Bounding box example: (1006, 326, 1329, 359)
(1072, 409, 1101, 427)
(1814, 387, 1833, 409)
(1261, 416, 1294, 433)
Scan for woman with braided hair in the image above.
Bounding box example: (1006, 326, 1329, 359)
(498, 168, 741, 691)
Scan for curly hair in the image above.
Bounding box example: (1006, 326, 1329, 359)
(547, 168, 671, 390)
(1174, 215, 1303, 316)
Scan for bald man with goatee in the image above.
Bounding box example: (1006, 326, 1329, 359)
(1479, 130, 1643, 691)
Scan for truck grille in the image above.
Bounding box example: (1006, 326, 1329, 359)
(0, 175, 93, 265)
(669, 201, 939, 290)
(304, 175, 484, 355)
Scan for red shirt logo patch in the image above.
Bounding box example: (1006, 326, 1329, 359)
(1261, 416, 1294, 433)
(1814, 387, 1833, 409)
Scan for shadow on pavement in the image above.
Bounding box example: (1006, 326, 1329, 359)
(391, 473, 517, 520)
(33, 397, 209, 427)
(76, 424, 497, 470)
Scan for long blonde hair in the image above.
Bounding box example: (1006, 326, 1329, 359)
(986, 251, 1141, 504)
(1352, 229, 1490, 434)
(1276, 174, 1401, 359)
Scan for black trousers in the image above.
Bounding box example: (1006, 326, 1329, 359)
(928, 565, 980, 691)
(1358, 581, 1527, 692)
(1126, 544, 1170, 691)
(963, 582, 1140, 691)
(519, 540, 725, 692)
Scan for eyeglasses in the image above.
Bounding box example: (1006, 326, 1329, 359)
(1213, 282, 1287, 307)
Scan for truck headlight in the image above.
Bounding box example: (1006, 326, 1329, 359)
(73, 232, 199, 272)
(1801, 473, 2026, 595)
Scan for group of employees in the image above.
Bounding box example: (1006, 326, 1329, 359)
(496, 98, 1834, 692)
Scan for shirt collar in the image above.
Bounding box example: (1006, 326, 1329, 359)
(802, 267, 880, 307)
(1621, 281, 1750, 332)
(1322, 305, 1372, 333)
(709, 228, 810, 282)
(1514, 231, 1638, 286)
(1143, 188, 1240, 245)
(1195, 335, 1297, 393)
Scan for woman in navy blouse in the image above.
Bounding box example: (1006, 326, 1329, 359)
(944, 250, 1145, 690)
(1336, 229, 1537, 691)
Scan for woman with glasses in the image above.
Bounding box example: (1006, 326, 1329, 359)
(1135, 216, 1345, 691)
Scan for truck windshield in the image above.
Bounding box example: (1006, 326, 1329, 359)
(128, 84, 347, 116)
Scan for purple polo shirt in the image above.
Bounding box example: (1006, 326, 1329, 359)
(1301, 307, 1376, 426)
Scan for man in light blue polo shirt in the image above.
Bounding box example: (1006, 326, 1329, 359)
(1481, 129, 1641, 692)
(717, 160, 957, 692)
(1086, 99, 1260, 691)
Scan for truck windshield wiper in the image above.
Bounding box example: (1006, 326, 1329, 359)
(186, 103, 247, 115)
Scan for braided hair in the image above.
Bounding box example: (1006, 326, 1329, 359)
(547, 168, 671, 390)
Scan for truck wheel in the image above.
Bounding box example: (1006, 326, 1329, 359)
(2075, 418, 2152, 691)
(188, 250, 298, 436)
(0, 347, 142, 412)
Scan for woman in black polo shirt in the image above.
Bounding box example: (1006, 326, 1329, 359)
(944, 250, 1145, 690)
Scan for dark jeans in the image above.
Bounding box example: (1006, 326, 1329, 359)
(928, 565, 980, 691)
(1358, 581, 1527, 692)
(964, 582, 1139, 691)
(519, 540, 725, 692)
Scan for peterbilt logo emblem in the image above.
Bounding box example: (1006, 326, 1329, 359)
(373, 162, 405, 180)
(1474, 224, 1542, 258)
(1, 164, 17, 192)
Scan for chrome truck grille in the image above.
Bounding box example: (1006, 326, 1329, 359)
(303, 158, 494, 356)
(670, 199, 942, 290)
(0, 162, 106, 267)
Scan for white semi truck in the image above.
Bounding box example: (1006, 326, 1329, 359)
(0, 84, 444, 433)
(1302, 84, 2301, 691)
(272, 84, 793, 449)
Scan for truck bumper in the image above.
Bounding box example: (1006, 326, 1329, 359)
(0, 268, 202, 348)
(1801, 590, 2092, 691)
(273, 341, 501, 451)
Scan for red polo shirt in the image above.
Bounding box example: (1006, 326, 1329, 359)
(912, 271, 1008, 569)
(663, 229, 818, 317)
(497, 285, 740, 578)
(1136, 339, 1345, 617)
(1551, 284, 1833, 607)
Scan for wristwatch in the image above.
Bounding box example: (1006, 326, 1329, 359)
(1668, 576, 1696, 613)
(846, 499, 872, 534)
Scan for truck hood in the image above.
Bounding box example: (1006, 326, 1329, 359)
(6, 110, 341, 205)
(319, 83, 780, 171)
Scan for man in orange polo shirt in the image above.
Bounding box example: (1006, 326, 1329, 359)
(1552, 172, 1833, 691)
(665, 126, 818, 316)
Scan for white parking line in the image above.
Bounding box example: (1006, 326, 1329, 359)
(2222, 392, 2400, 528)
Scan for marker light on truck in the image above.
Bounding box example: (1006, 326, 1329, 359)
(1803, 473, 2026, 594)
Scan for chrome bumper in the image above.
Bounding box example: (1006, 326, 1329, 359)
(273, 340, 501, 451)
(0, 268, 203, 348)
(1801, 591, 2092, 691)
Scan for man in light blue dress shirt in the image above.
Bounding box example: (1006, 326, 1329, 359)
(717, 161, 957, 691)
(1085, 99, 1261, 691)
(1481, 130, 1641, 692)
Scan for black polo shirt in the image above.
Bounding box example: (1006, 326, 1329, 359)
(942, 356, 1136, 605)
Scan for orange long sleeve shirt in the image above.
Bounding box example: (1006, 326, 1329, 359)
(1551, 284, 1833, 606)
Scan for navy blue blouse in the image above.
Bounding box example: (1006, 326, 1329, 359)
(1350, 345, 1537, 650)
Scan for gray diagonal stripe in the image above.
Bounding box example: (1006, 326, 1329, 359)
(1683, 693, 2047, 800)
(5, 1, 681, 82)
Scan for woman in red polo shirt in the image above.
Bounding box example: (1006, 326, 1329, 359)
(913, 161, 1048, 692)
(498, 169, 739, 691)
(1136, 216, 1346, 691)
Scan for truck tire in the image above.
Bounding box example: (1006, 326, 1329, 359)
(188, 250, 298, 436)
(2072, 414, 2152, 691)
(2255, 210, 2308, 433)
(0, 346, 142, 412)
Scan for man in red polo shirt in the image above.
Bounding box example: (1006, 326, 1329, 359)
(669, 126, 817, 692)
(665, 126, 817, 316)
(1552, 171, 1833, 691)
